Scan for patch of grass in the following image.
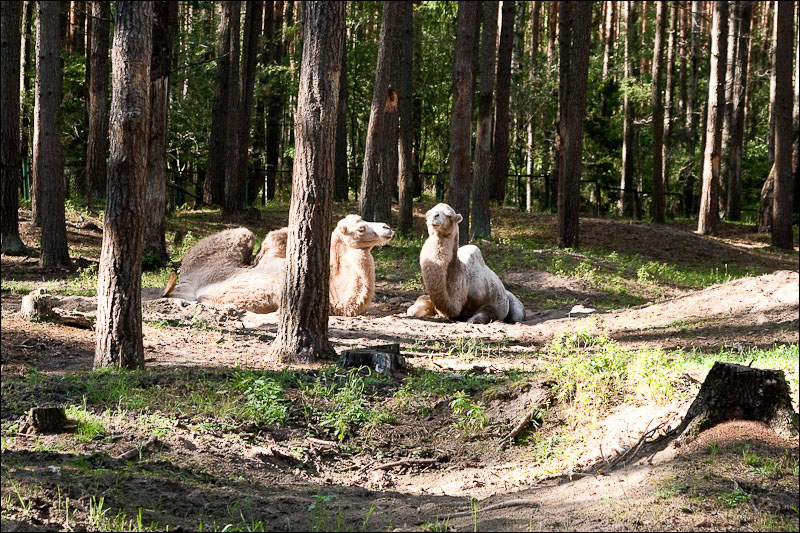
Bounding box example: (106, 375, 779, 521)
(234, 371, 289, 426)
(66, 401, 106, 442)
(717, 487, 750, 508)
(394, 368, 508, 401)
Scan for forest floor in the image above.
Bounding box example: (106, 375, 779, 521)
(1, 202, 799, 532)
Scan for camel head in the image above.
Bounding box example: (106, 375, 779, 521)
(335, 214, 395, 250)
(425, 203, 462, 238)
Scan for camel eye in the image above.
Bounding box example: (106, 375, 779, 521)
(357, 226, 366, 233)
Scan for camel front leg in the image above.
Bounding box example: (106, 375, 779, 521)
(407, 294, 437, 317)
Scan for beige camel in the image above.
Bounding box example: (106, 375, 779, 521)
(164, 215, 394, 316)
(407, 203, 525, 324)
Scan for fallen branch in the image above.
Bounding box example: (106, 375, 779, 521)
(374, 458, 438, 471)
(307, 437, 337, 447)
(447, 499, 540, 519)
(609, 419, 671, 468)
(499, 411, 535, 449)
(116, 434, 159, 461)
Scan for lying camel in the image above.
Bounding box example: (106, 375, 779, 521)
(407, 203, 525, 324)
(163, 215, 394, 316)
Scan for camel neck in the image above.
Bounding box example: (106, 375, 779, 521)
(421, 230, 465, 316)
(329, 232, 375, 315)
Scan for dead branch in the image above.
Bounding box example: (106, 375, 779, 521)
(374, 458, 438, 471)
(499, 411, 535, 448)
(116, 434, 159, 461)
(447, 498, 540, 519)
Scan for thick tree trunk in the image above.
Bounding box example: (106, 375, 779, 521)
(204, 2, 235, 206)
(1, 1, 27, 255)
(697, 1, 727, 235)
(489, 1, 515, 204)
(620, 1, 638, 217)
(86, 1, 110, 200)
(94, 1, 152, 369)
(142, 2, 177, 268)
(726, 1, 752, 222)
(268, 1, 344, 364)
(557, 1, 592, 249)
(770, 1, 794, 250)
(766, 2, 777, 165)
(35, 1, 70, 267)
(396, 3, 414, 235)
(222, 1, 242, 213)
(447, 1, 480, 245)
(359, 2, 403, 224)
(471, 1, 499, 240)
(650, 1, 666, 224)
(719, 1, 739, 214)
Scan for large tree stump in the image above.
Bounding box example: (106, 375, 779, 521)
(19, 289, 55, 321)
(677, 362, 798, 438)
(339, 344, 406, 374)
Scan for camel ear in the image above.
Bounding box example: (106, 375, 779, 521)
(455, 214, 463, 224)
(337, 221, 349, 235)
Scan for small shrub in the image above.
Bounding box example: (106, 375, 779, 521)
(449, 391, 488, 432)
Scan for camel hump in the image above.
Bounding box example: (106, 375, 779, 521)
(162, 271, 178, 297)
(457, 244, 486, 266)
(505, 290, 526, 323)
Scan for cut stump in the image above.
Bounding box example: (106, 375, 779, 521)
(339, 344, 406, 374)
(677, 362, 798, 439)
(21, 407, 68, 434)
(19, 289, 55, 321)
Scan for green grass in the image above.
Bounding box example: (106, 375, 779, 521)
(66, 402, 107, 442)
(449, 391, 489, 433)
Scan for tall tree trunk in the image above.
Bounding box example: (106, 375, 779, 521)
(94, 1, 152, 369)
(770, 0, 794, 250)
(697, 0, 728, 235)
(67, 1, 85, 55)
(684, 0, 701, 216)
(677, 0, 688, 177)
(726, 1, 752, 221)
(359, 2, 403, 224)
(447, 1, 480, 245)
(793, 0, 799, 218)
(766, 1, 777, 165)
(204, 2, 235, 206)
(236, 0, 263, 209)
(268, 1, 344, 364)
(396, 2, 414, 235)
(489, 1, 515, 204)
(719, 0, 738, 214)
(265, 1, 284, 201)
(471, 1, 499, 239)
(86, 1, 110, 199)
(663, 1, 677, 197)
(19, 0, 33, 165)
(557, 1, 592, 249)
(222, 1, 242, 213)
(35, 1, 70, 266)
(143, 1, 177, 267)
(526, 1, 541, 212)
(334, 48, 349, 202)
(542, 0, 558, 210)
(650, 1, 666, 223)
(601, 0, 616, 115)
(1, 0, 27, 255)
(620, 1, 638, 217)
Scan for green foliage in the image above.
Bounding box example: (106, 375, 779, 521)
(717, 488, 750, 508)
(234, 372, 288, 426)
(66, 401, 107, 442)
(449, 391, 488, 433)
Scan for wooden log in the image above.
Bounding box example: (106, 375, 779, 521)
(339, 344, 405, 374)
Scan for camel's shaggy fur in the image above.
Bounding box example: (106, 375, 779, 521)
(407, 203, 525, 324)
(164, 216, 394, 316)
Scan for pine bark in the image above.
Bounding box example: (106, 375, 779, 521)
(86, 1, 110, 199)
(770, 0, 794, 250)
(697, 1, 728, 235)
(142, 2, 177, 267)
(447, 1, 480, 245)
(94, 1, 152, 369)
(766, 2, 777, 165)
(334, 49, 349, 202)
(396, 2, 414, 235)
(19, 0, 33, 164)
(684, 0, 701, 215)
(35, 1, 70, 267)
(719, 1, 738, 212)
(359, 2, 403, 224)
(1, 0, 26, 255)
(620, 1, 638, 217)
(268, 1, 344, 364)
(726, 1, 752, 222)
(489, 1, 515, 204)
(557, 1, 592, 249)
(204, 2, 235, 206)
(265, 1, 284, 201)
(526, 1, 541, 212)
(650, 1, 666, 223)
(471, 1, 499, 240)
(222, 1, 242, 213)
(662, 1, 676, 196)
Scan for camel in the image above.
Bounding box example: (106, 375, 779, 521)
(163, 215, 394, 316)
(407, 203, 526, 324)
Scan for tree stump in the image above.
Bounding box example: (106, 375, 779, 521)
(339, 344, 406, 374)
(19, 289, 55, 321)
(677, 362, 798, 438)
(19, 407, 67, 434)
